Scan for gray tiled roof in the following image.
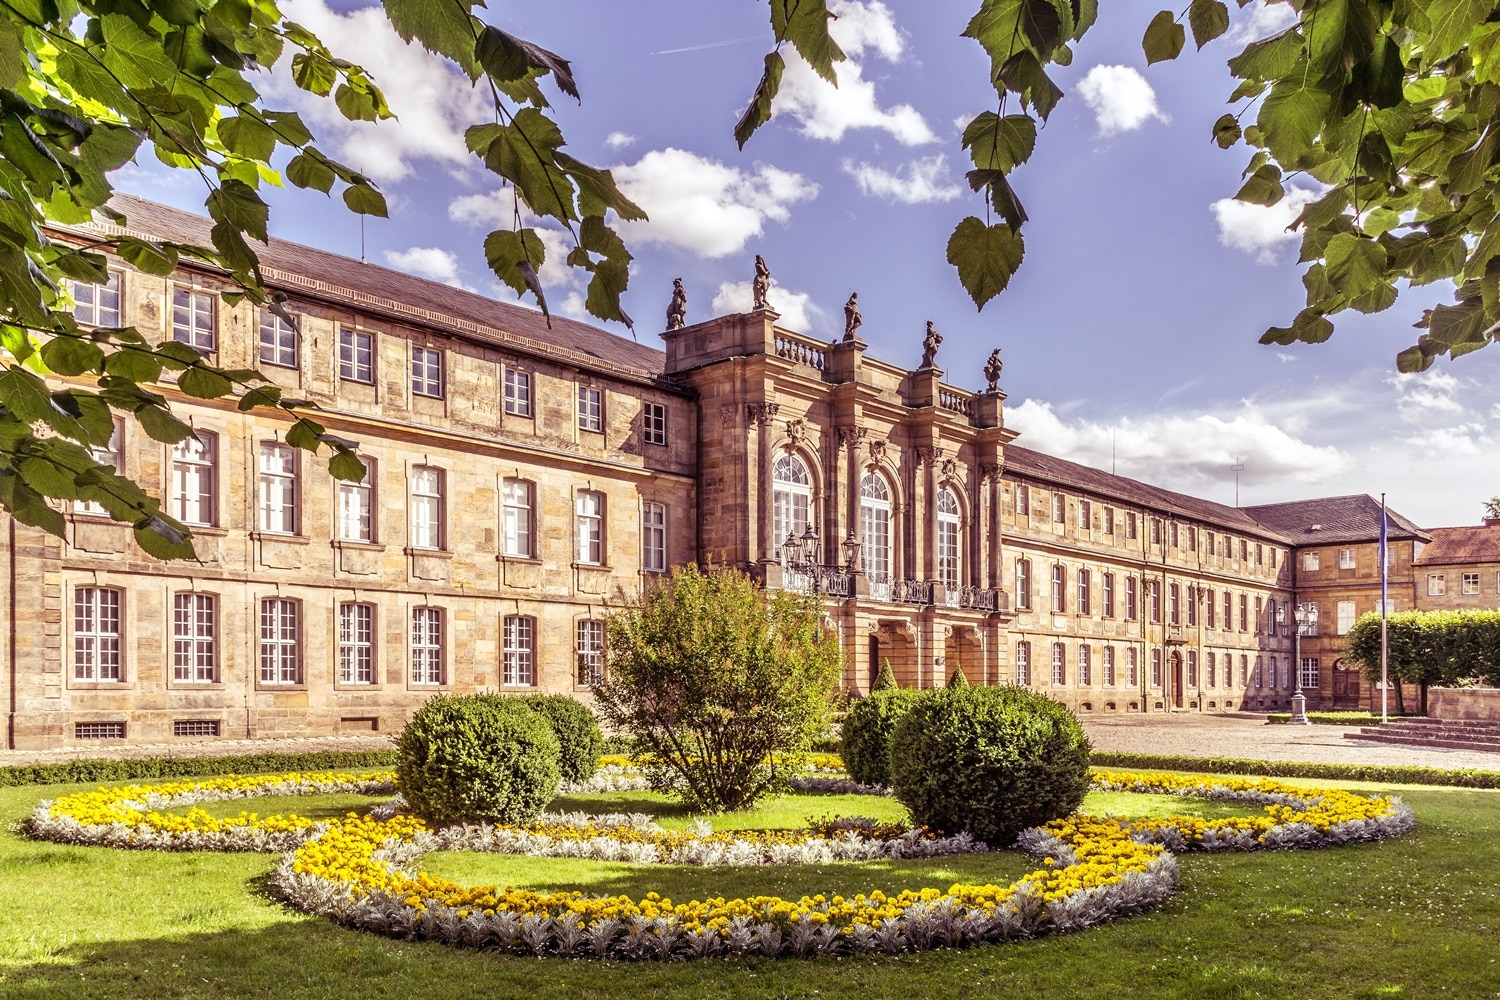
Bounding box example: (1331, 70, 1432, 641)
(1241, 495, 1429, 545)
(90, 195, 669, 380)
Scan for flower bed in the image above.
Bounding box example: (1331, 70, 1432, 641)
(25, 765, 1414, 960)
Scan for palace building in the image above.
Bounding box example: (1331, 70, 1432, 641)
(2, 196, 1493, 748)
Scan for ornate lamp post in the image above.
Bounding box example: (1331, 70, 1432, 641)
(800, 523, 820, 567)
(840, 531, 861, 572)
(1290, 602, 1317, 725)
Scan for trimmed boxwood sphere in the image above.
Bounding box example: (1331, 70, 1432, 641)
(396, 694, 561, 825)
(516, 694, 604, 783)
(841, 689, 924, 787)
(888, 685, 1091, 846)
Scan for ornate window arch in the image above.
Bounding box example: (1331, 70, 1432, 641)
(860, 472, 892, 594)
(937, 488, 961, 589)
(772, 453, 812, 557)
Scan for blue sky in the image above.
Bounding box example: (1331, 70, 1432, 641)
(118, 0, 1500, 528)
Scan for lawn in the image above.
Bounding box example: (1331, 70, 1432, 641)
(2, 774, 1498, 1000)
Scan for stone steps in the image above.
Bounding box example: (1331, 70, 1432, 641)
(1344, 719, 1500, 755)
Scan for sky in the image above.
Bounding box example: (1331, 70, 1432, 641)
(117, 0, 1500, 529)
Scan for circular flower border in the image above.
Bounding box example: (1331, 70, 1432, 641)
(26, 767, 1414, 960)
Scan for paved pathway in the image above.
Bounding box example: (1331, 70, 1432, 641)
(1082, 712, 1500, 770)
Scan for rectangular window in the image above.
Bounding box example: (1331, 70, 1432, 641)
(76, 423, 122, 516)
(576, 491, 604, 565)
(1078, 645, 1092, 686)
(411, 345, 444, 397)
(409, 466, 444, 550)
(1206, 653, 1216, 688)
(73, 272, 121, 327)
(171, 593, 216, 683)
(74, 587, 122, 682)
(1051, 564, 1066, 613)
(1240, 654, 1249, 687)
(1150, 518, 1161, 545)
(1223, 591, 1233, 630)
(1149, 580, 1161, 623)
(338, 328, 374, 383)
(1102, 572, 1115, 617)
(1126, 512, 1138, 539)
(258, 443, 297, 535)
(642, 501, 667, 573)
(1239, 594, 1249, 631)
(1255, 656, 1263, 688)
(1016, 485, 1030, 517)
(643, 402, 668, 446)
(171, 432, 217, 527)
(1077, 569, 1091, 615)
(1462, 572, 1480, 595)
(1427, 573, 1446, 596)
(1336, 600, 1356, 635)
(258, 309, 298, 368)
(174, 719, 220, 738)
(1015, 640, 1031, 686)
(1301, 657, 1320, 690)
(1125, 576, 1138, 620)
(1078, 499, 1091, 530)
(504, 368, 533, 416)
(337, 458, 375, 543)
(1240, 539, 1249, 561)
(1338, 547, 1355, 570)
(1052, 493, 1066, 523)
(1015, 559, 1032, 610)
(1127, 647, 1139, 687)
(1304, 551, 1321, 571)
(1267, 655, 1279, 689)
(1168, 583, 1180, 625)
(1169, 522, 1179, 549)
(76, 721, 125, 740)
(1256, 543, 1264, 565)
(578, 386, 603, 432)
(411, 607, 444, 685)
(1254, 596, 1263, 633)
(502, 478, 534, 558)
(1151, 648, 1163, 687)
(259, 599, 300, 685)
(1103, 646, 1116, 686)
(1051, 643, 1066, 686)
(1103, 506, 1114, 534)
(577, 620, 605, 687)
(1187, 526, 1197, 552)
(1188, 651, 1199, 688)
(503, 615, 535, 686)
(1206, 589, 1216, 628)
(172, 287, 216, 352)
(339, 603, 375, 685)
(1187, 586, 1198, 626)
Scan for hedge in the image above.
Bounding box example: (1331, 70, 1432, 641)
(1091, 751, 1500, 789)
(0, 749, 399, 788)
(1265, 711, 1416, 726)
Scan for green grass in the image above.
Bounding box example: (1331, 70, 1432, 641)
(3, 776, 1500, 999)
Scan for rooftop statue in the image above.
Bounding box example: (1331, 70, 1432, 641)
(666, 278, 686, 331)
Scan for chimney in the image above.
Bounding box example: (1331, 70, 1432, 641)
(1485, 517, 1500, 528)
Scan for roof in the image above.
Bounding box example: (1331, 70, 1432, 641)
(75, 195, 668, 382)
(1004, 444, 1294, 542)
(1414, 524, 1500, 566)
(1240, 495, 1429, 545)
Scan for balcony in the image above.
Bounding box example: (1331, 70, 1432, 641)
(947, 585, 1001, 612)
(867, 575, 932, 605)
(781, 561, 852, 598)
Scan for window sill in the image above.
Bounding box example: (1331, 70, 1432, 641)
(503, 410, 535, 421)
(255, 683, 307, 692)
(573, 562, 612, 571)
(412, 391, 445, 400)
(183, 525, 228, 537)
(339, 377, 376, 386)
(167, 681, 225, 691)
(68, 680, 130, 691)
(251, 532, 309, 545)
(405, 547, 452, 559)
(333, 539, 384, 551)
(334, 682, 381, 692)
(259, 359, 300, 371)
(498, 554, 542, 564)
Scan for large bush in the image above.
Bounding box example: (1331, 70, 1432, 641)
(889, 686, 1091, 846)
(842, 689, 924, 787)
(1346, 609, 1500, 713)
(395, 695, 560, 825)
(517, 694, 604, 783)
(592, 564, 841, 812)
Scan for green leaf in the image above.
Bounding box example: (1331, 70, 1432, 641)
(0, 367, 52, 422)
(3, 478, 65, 535)
(381, 0, 481, 78)
(735, 51, 784, 150)
(475, 25, 578, 101)
(134, 515, 197, 561)
(17, 454, 87, 500)
(286, 152, 336, 193)
(40, 336, 104, 376)
(206, 179, 270, 243)
(467, 108, 572, 221)
(342, 182, 388, 217)
(1394, 344, 1431, 373)
(1260, 308, 1334, 345)
(1234, 164, 1284, 205)
(1188, 0, 1229, 49)
(963, 112, 1037, 172)
(1325, 234, 1389, 298)
(997, 51, 1063, 120)
(1143, 10, 1185, 64)
(555, 152, 647, 221)
(1227, 28, 1302, 81)
(291, 52, 337, 96)
(1362, 207, 1400, 238)
(1212, 113, 1241, 149)
(947, 216, 1025, 310)
(134, 403, 195, 444)
(771, 0, 844, 84)
(0, 20, 26, 89)
(178, 366, 233, 399)
(116, 237, 178, 276)
(103, 347, 163, 382)
(1424, 0, 1491, 67)
(1257, 77, 1333, 166)
(334, 83, 381, 123)
(329, 449, 369, 482)
(484, 228, 549, 307)
(217, 114, 278, 161)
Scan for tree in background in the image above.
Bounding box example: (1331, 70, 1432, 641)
(1485, 497, 1500, 520)
(1346, 609, 1500, 713)
(591, 564, 841, 812)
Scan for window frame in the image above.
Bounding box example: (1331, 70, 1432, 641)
(73, 586, 123, 683)
(642, 500, 667, 573)
(258, 598, 302, 686)
(1462, 572, 1480, 595)
(258, 309, 298, 368)
(76, 421, 123, 517)
(338, 327, 375, 384)
(171, 286, 217, 353)
(338, 602, 376, 685)
(575, 489, 605, 565)
(642, 401, 668, 446)
(171, 431, 218, 528)
(576, 619, 605, 687)
(410, 606, 445, 686)
(1015, 640, 1032, 686)
(1050, 642, 1066, 686)
(409, 466, 445, 551)
(501, 478, 535, 558)
(257, 442, 298, 536)
(337, 457, 376, 544)
(577, 385, 603, 433)
(72, 271, 122, 327)
(503, 367, 533, 417)
(503, 614, 536, 687)
(171, 592, 217, 684)
(410, 345, 445, 398)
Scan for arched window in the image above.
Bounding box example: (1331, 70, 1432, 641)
(860, 474, 892, 592)
(771, 454, 812, 556)
(936, 489, 960, 589)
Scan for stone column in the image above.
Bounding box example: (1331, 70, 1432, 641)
(748, 402, 779, 563)
(916, 446, 938, 583)
(838, 426, 866, 559)
(981, 463, 1003, 591)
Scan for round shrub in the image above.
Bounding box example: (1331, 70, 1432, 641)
(888, 685, 1091, 845)
(841, 689, 924, 787)
(517, 694, 604, 783)
(395, 694, 561, 825)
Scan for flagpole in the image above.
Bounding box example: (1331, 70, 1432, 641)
(1380, 492, 1389, 724)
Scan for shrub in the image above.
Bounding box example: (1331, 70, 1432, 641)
(947, 664, 970, 687)
(516, 694, 604, 782)
(871, 659, 898, 692)
(395, 695, 560, 825)
(0, 749, 397, 787)
(592, 564, 841, 812)
(841, 689, 924, 787)
(890, 686, 1092, 845)
(1090, 751, 1500, 789)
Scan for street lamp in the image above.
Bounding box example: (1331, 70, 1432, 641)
(840, 531, 861, 571)
(781, 531, 801, 568)
(1290, 602, 1317, 725)
(800, 524, 819, 566)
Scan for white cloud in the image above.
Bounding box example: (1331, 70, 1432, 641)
(1387, 369, 1467, 421)
(383, 246, 473, 290)
(1076, 65, 1169, 136)
(1006, 398, 1350, 491)
(1400, 425, 1485, 456)
(1210, 186, 1319, 263)
(604, 131, 638, 151)
(264, 0, 491, 184)
(841, 154, 963, 204)
(772, 0, 936, 146)
(610, 148, 818, 258)
(711, 280, 817, 333)
(1230, 0, 1299, 44)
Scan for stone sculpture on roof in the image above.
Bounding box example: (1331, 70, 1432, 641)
(843, 292, 862, 342)
(984, 349, 1003, 391)
(919, 320, 942, 369)
(666, 278, 687, 330)
(752, 254, 771, 310)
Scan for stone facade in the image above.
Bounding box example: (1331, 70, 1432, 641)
(6, 196, 1497, 749)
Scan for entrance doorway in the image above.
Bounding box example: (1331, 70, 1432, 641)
(1332, 663, 1360, 708)
(1171, 652, 1184, 709)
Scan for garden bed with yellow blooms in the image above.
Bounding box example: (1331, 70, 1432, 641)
(23, 765, 1413, 960)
